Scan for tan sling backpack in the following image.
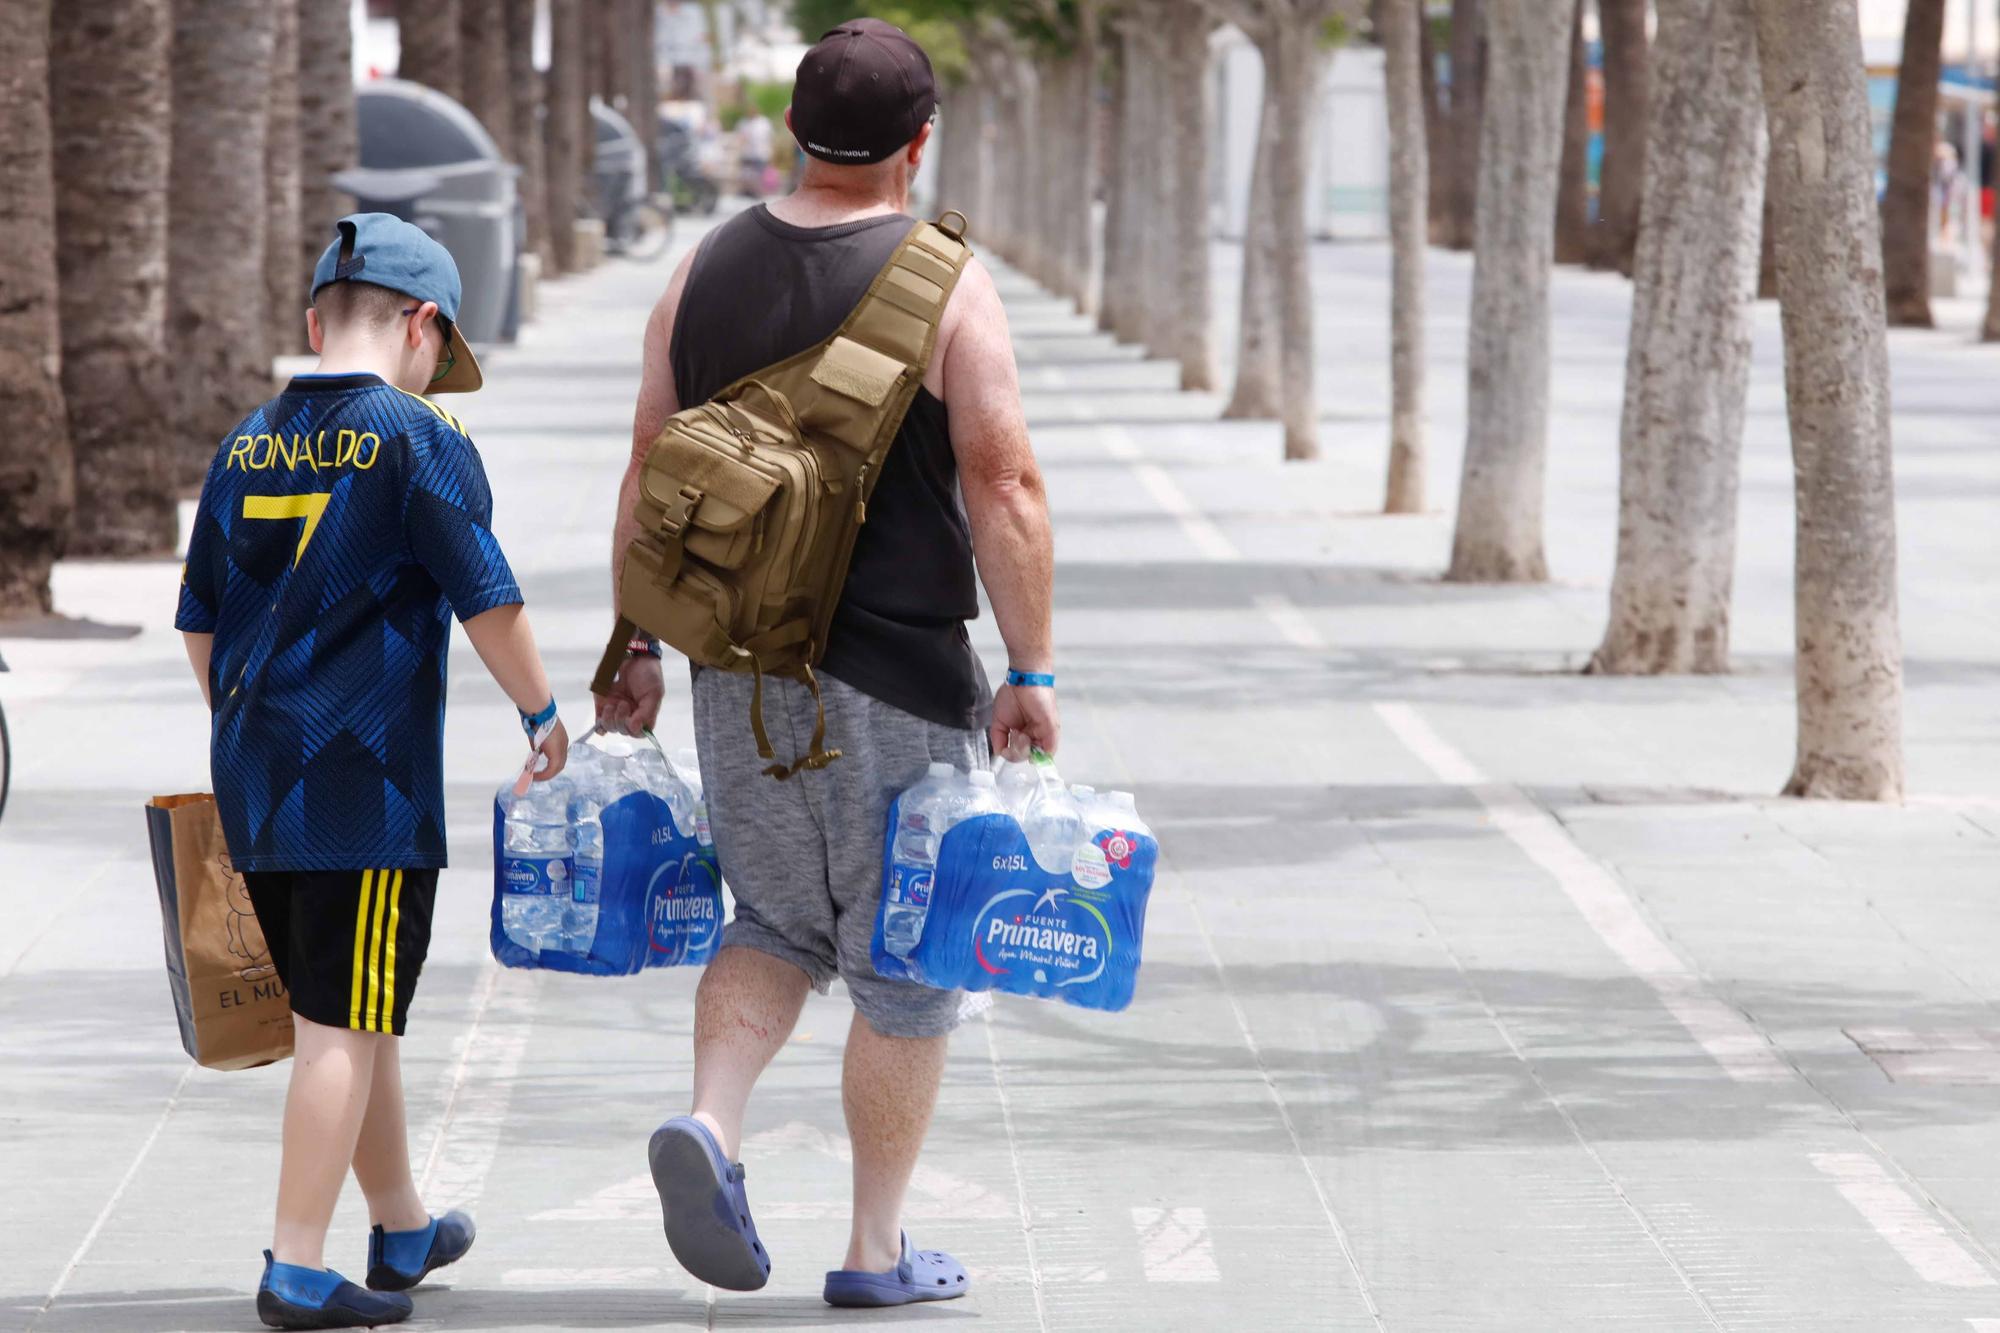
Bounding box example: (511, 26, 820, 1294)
(592, 211, 974, 780)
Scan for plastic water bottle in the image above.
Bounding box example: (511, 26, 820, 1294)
(994, 753, 1043, 818)
(1020, 767, 1084, 875)
(499, 778, 571, 951)
(674, 747, 712, 846)
(960, 768, 1007, 822)
(884, 762, 957, 958)
(562, 760, 608, 954)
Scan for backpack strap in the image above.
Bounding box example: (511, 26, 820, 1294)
(798, 212, 974, 458)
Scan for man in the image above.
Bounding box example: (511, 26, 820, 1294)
(178, 215, 569, 1328)
(594, 18, 1057, 1311)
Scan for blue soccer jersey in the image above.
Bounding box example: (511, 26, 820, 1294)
(175, 373, 522, 872)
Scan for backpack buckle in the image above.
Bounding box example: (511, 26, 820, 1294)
(658, 484, 703, 539)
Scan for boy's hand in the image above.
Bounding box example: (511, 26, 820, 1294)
(513, 717, 571, 797)
(597, 654, 665, 736)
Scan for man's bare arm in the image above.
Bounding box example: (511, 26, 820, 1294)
(599, 251, 691, 735)
(613, 250, 693, 612)
(937, 257, 1058, 753)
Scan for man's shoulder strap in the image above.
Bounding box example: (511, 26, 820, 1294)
(834, 209, 974, 377)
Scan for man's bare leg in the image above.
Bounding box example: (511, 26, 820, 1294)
(690, 946, 813, 1157)
(350, 1036, 429, 1232)
(841, 1011, 949, 1273)
(272, 1017, 380, 1269)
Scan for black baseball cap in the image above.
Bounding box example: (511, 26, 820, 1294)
(789, 18, 937, 166)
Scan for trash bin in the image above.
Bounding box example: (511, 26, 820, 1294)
(592, 98, 647, 230)
(332, 78, 521, 344)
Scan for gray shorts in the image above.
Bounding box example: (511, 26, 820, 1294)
(692, 668, 988, 1038)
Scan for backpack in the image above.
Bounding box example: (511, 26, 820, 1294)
(592, 211, 974, 780)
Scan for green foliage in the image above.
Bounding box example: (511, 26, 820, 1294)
(786, 0, 973, 83)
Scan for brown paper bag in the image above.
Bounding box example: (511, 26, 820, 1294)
(144, 794, 294, 1069)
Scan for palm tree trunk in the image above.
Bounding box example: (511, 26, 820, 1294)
(1070, 0, 1101, 318)
(1589, 0, 1764, 676)
(1098, 33, 1132, 338)
(50, 0, 176, 558)
(546, 0, 588, 275)
(398, 0, 461, 100)
(1383, 0, 1428, 512)
(1749, 0, 1904, 800)
(460, 0, 513, 156)
(627, 0, 660, 191)
(1553, 2, 1590, 264)
(1588, 0, 1649, 273)
(298, 0, 357, 274)
(1420, 13, 1453, 243)
(1443, 0, 1485, 251)
(266, 0, 303, 356)
(1221, 65, 1282, 420)
(1165, 6, 1216, 391)
(506, 0, 552, 267)
(1261, 30, 1327, 460)
(0, 0, 75, 615)
(1882, 0, 1946, 327)
(1446, 0, 1575, 582)
(169, 0, 278, 487)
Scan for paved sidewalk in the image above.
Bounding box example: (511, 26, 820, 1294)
(2, 215, 1997, 1331)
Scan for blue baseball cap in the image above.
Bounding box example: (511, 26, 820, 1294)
(310, 212, 482, 393)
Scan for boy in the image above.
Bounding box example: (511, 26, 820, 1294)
(177, 214, 569, 1329)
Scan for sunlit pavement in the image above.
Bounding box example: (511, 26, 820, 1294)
(3, 212, 1998, 1330)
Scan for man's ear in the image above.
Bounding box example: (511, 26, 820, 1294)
(783, 105, 793, 133)
(907, 120, 931, 166)
(409, 300, 440, 350)
(306, 307, 324, 354)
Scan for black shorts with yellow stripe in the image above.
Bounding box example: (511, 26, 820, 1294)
(245, 869, 439, 1036)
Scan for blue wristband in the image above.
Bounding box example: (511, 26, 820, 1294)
(1005, 669, 1055, 689)
(519, 697, 558, 735)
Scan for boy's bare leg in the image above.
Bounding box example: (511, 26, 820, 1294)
(841, 1012, 948, 1273)
(351, 1036, 429, 1232)
(273, 1016, 381, 1269)
(689, 946, 812, 1157)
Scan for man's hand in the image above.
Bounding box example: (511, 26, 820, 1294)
(513, 717, 571, 796)
(989, 682, 1059, 760)
(596, 653, 666, 736)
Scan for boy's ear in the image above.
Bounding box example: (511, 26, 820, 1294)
(306, 307, 324, 354)
(408, 300, 440, 350)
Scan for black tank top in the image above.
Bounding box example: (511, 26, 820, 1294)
(668, 206, 988, 731)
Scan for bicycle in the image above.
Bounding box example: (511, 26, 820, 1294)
(605, 191, 674, 262)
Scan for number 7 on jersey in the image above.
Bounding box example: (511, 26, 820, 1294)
(244, 493, 332, 567)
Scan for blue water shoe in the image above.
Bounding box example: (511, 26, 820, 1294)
(365, 1210, 476, 1291)
(257, 1251, 411, 1329)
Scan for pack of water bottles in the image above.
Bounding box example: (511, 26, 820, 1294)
(871, 755, 1158, 1012)
(491, 733, 723, 975)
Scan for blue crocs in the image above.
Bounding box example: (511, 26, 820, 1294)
(823, 1233, 971, 1308)
(365, 1210, 477, 1291)
(257, 1251, 412, 1329)
(648, 1115, 771, 1290)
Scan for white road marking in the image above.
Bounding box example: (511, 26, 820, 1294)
(1252, 592, 1324, 649)
(1373, 701, 1790, 1083)
(1965, 1319, 2000, 1330)
(1129, 1207, 1221, 1282)
(36, 1064, 194, 1320)
(1097, 424, 1241, 564)
(418, 965, 539, 1208)
(1812, 1154, 1996, 1288)
(983, 1013, 1052, 1333)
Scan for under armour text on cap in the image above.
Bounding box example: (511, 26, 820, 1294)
(789, 18, 937, 166)
(309, 212, 483, 394)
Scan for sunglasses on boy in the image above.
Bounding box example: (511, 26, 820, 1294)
(400, 305, 458, 385)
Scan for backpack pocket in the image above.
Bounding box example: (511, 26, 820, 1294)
(639, 423, 784, 571)
(622, 540, 743, 665)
